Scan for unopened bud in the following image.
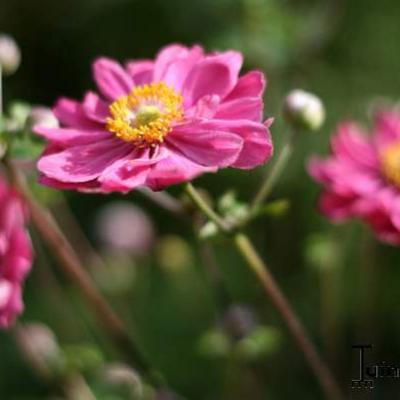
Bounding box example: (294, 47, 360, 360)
(95, 202, 155, 256)
(156, 235, 193, 273)
(222, 304, 258, 340)
(283, 89, 325, 131)
(27, 106, 59, 130)
(100, 363, 143, 398)
(14, 323, 61, 378)
(198, 328, 231, 358)
(235, 326, 281, 361)
(0, 34, 21, 75)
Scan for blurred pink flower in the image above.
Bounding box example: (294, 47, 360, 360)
(0, 179, 33, 328)
(35, 44, 273, 193)
(308, 110, 400, 245)
(95, 202, 154, 256)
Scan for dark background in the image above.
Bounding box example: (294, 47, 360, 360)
(1, 0, 400, 398)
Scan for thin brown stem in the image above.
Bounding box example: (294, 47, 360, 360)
(233, 233, 344, 400)
(3, 158, 163, 388)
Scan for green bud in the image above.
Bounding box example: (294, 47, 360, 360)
(305, 233, 339, 271)
(198, 221, 219, 240)
(235, 326, 281, 361)
(259, 198, 290, 218)
(198, 328, 231, 359)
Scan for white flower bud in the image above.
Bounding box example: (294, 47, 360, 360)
(0, 34, 21, 76)
(95, 202, 155, 256)
(283, 89, 325, 131)
(14, 323, 61, 378)
(28, 106, 59, 129)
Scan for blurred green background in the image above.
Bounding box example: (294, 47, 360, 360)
(1, 0, 400, 398)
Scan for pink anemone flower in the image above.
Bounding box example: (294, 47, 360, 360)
(0, 178, 33, 328)
(308, 110, 400, 245)
(35, 44, 273, 193)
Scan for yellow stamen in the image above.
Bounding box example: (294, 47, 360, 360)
(381, 142, 400, 188)
(106, 82, 184, 146)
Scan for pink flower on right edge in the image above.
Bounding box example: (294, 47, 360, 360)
(308, 110, 400, 245)
(0, 178, 33, 328)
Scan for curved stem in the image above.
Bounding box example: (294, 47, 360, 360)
(250, 131, 296, 215)
(139, 187, 186, 216)
(233, 233, 343, 400)
(3, 158, 163, 388)
(185, 183, 343, 400)
(185, 182, 231, 233)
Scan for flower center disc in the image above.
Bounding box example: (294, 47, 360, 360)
(106, 82, 184, 146)
(381, 142, 400, 188)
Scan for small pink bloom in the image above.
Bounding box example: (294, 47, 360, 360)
(308, 110, 400, 245)
(0, 178, 33, 328)
(35, 44, 273, 193)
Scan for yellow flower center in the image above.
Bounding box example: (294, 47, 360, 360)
(381, 142, 400, 188)
(106, 82, 184, 146)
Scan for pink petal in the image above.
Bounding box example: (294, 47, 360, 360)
(231, 119, 273, 169)
(160, 46, 204, 92)
(225, 70, 266, 101)
(186, 95, 220, 119)
(0, 280, 23, 329)
(82, 92, 110, 123)
(331, 123, 378, 169)
(37, 138, 130, 183)
(308, 157, 382, 196)
(125, 60, 154, 85)
(167, 121, 243, 167)
(2, 229, 32, 282)
(146, 148, 217, 190)
(34, 127, 110, 146)
(187, 119, 272, 169)
(93, 57, 134, 101)
(215, 97, 263, 122)
(318, 191, 356, 221)
(153, 44, 198, 82)
(39, 176, 101, 192)
(374, 111, 400, 150)
(182, 51, 243, 107)
(52, 98, 99, 129)
(98, 147, 168, 192)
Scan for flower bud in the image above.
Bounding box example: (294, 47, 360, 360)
(99, 363, 143, 398)
(197, 328, 231, 359)
(27, 106, 59, 130)
(222, 304, 258, 340)
(305, 233, 339, 271)
(156, 235, 193, 273)
(283, 89, 325, 131)
(235, 326, 281, 361)
(95, 202, 155, 256)
(14, 323, 62, 378)
(0, 34, 21, 76)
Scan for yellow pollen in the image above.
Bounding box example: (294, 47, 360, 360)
(106, 82, 184, 146)
(381, 142, 400, 188)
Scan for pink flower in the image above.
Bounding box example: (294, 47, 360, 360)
(0, 179, 33, 328)
(35, 44, 273, 193)
(308, 110, 400, 245)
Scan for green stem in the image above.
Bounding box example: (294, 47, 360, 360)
(185, 182, 231, 233)
(250, 131, 296, 215)
(186, 183, 343, 400)
(233, 233, 343, 400)
(4, 158, 163, 389)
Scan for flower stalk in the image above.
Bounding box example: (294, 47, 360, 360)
(2, 157, 163, 388)
(184, 183, 343, 400)
(250, 131, 296, 215)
